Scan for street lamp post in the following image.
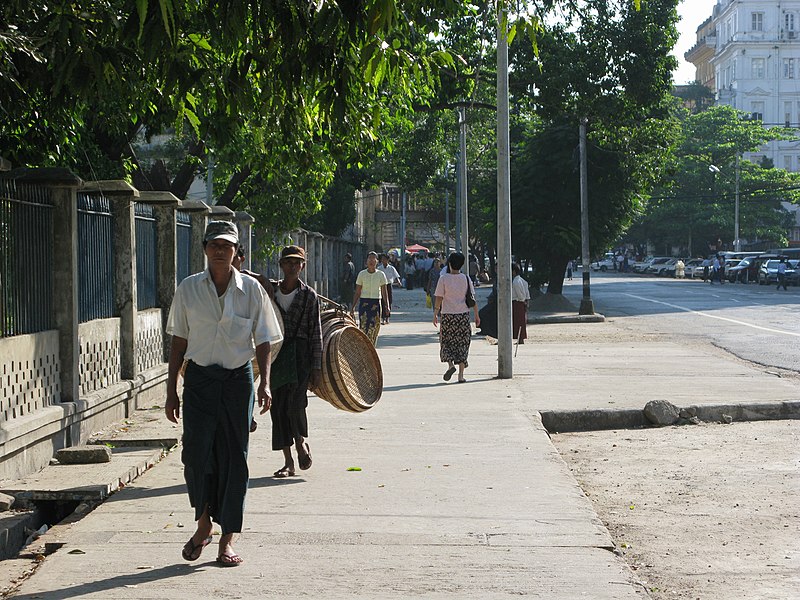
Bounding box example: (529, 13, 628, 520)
(734, 155, 741, 252)
(709, 162, 739, 251)
(578, 118, 594, 316)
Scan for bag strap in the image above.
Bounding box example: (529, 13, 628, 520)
(279, 281, 309, 339)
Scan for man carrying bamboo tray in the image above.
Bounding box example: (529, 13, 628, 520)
(165, 220, 283, 567)
(264, 245, 323, 478)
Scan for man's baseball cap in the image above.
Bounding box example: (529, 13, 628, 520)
(280, 245, 306, 261)
(204, 220, 239, 244)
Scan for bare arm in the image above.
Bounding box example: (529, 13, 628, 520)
(165, 336, 188, 423)
(433, 296, 443, 326)
(350, 284, 363, 314)
(255, 342, 272, 415)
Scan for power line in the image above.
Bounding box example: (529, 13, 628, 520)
(647, 183, 800, 202)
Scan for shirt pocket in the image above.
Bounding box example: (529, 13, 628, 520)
(225, 314, 254, 345)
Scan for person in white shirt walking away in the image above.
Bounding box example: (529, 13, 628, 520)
(512, 263, 530, 344)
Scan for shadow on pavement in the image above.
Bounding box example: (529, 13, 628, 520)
(11, 564, 191, 600)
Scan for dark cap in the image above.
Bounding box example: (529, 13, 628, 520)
(280, 245, 306, 261)
(204, 220, 239, 244)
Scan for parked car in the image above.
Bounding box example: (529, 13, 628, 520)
(758, 259, 799, 285)
(590, 257, 616, 272)
(644, 257, 673, 275)
(726, 256, 761, 283)
(683, 258, 706, 279)
(659, 258, 682, 277)
(631, 257, 655, 273)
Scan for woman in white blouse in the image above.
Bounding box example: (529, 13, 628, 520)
(350, 252, 388, 345)
(432, 252, 480, 383)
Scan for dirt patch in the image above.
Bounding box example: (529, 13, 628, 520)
(552, 421, 800, 599)
(527, 320, 663, 344)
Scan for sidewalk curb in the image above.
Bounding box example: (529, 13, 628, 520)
(528, 313, 606, 324)
(541, 401, 800, 433)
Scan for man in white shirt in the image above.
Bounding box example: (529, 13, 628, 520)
(166, 220, 282, 567)
(511, 263, 531, 343)
(377, 253, 401, 324)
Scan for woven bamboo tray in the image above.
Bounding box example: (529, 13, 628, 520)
(311, 308, 383, 412)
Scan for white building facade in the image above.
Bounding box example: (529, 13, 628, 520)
(686, 0, 800, 170)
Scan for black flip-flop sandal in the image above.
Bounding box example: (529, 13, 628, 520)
(182, 535, 212, 561)
(299, 443, 312, 471)
(273, 466, 295, 478)
(217, 553, 243, 567)
(443, 366, 456, 381)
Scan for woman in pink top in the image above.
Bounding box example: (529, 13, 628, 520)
(433, 252, 481, 383)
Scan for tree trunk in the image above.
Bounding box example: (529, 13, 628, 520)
(217, 167, 253, 208)
(546, 256, 569, 295)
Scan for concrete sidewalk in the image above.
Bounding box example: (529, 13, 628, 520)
(5, 287, 796, 598)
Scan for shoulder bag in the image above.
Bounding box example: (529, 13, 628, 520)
(464, 274, 476, 308)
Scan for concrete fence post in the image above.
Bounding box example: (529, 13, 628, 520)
(139, 191, 180, 362)
(233, 212, 255, 269)
(181, 200, 211, 275)
(83, 181, 140, 386)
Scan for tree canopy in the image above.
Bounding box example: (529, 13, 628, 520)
(628, 105, 799, 255)
(1, 0, 467, 232)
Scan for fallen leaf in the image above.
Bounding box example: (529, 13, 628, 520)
(347, 467, 362, 472)
(68, 549, 85, 555)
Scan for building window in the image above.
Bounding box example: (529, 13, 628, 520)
(786, 13, 796, 37)
(751, 101, 765, 121)
(784, 58, 795, 79)
(752, 58, 765, 78)
(786, 102, 793, 127)
(785, 155, 793, 171)
(752, 12, 764, 31)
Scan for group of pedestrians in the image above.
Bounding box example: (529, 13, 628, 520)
(702, 254, 727, 284)
(164, 226, 523, 569)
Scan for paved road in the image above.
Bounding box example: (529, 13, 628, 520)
(563, 272, 800, 373)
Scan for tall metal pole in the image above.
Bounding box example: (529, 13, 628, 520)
(206, 153, 215, 205)
(579, 118, 595, 315)
(459, 107, 469, 272)
(496, 6, 513, 378)
(400, 191, 407, 259)
(734, 154, 741, 252)
(445, 189, 450, 255)
(455, 151, 462, 253)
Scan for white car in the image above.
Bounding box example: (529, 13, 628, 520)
(590, 257, 616, 272)
(683, 259, 706, 279)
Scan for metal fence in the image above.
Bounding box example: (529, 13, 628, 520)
(77, 193, 115, 322)
(176, 210, 192, 283)
(134, 202, 157, 309)
(0, 180, 54, 336)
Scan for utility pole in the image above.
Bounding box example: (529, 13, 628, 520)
(400, 191, 407, 259)
(579, 118, 595, 316)
(455, 151, 462, 253)
(206, 153, 215, 205)
(458, 107, 469, 272)
(734, 154, 741, 252)
(496, 6, 513, 378)
(445, 189, 450, 255)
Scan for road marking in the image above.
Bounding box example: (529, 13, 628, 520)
(623, 293, 800, 338)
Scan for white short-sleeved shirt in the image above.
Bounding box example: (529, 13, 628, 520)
(356, 269, 388, 299)
(378, 263, 400, 284)
(434, 271, 474, 315)
(512, 275, 531, 302)
(167, 269, 283, 369)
